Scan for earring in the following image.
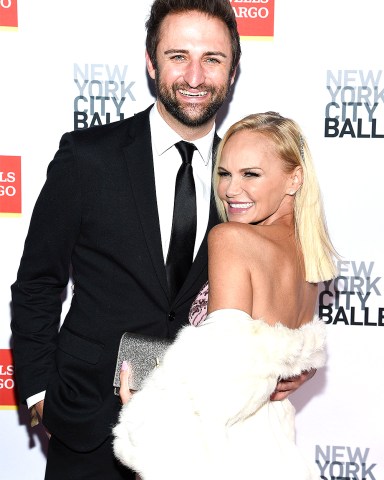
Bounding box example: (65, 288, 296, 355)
(290, 190, 296, 195)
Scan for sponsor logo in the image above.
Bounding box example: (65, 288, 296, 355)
(325, 70, 384, 138)
(0, 155, 21, 216)
(316, 445, 378, 480)
(73, 63, 136, 130)
(0, 0, 18, 30)
(230, 0, 274, 39)
(0, 349, 18, 409)
(318, 260, 383, 326)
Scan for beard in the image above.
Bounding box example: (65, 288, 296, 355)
(156, 76, 231, 128)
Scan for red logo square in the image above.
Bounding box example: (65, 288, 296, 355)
(0, 0, 18, 29)
(0, 155, 21, 215)
(0, 349, 18, 409)
(233, 0, 275, 38)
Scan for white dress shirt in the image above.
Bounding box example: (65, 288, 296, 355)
(150, 102, 214, 261)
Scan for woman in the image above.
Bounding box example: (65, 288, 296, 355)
(113, 112, 338, 479)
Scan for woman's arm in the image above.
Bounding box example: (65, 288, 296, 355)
(207, 223, 253, 315)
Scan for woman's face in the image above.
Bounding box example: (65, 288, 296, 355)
(217, 130, 297, 225)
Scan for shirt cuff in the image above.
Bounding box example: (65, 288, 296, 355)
(26, 391, 46, 409)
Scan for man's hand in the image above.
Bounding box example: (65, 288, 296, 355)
(31, 399, 51, 438)
(270, 369, 317, 401)
(35, 399, 44, 420)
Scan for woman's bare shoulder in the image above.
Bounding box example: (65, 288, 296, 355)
(208, 222, 265, 249)
(209, 223, 285, 258)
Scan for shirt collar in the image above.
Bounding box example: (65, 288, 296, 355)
(150, 102, 215, 166)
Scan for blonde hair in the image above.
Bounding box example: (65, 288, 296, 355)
(213, 112, 338, 283)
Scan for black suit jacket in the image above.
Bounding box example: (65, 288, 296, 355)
(11, 105, 220, 452)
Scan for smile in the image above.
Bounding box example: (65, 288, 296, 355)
(179, 89, 208, 97)
(229, 202, 254, 209)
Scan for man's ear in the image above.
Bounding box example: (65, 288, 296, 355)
(145, 50, 156, 80)
(229, 63, 239, 87)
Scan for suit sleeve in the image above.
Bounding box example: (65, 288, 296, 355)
(10, 132, 82, 403)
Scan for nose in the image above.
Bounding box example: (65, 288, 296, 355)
(225, 177, 243, 198)
(183, 60, 205, 88)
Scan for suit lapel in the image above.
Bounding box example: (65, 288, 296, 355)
(123, 106, 169, 300)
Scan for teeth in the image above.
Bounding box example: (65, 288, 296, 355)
(230, 203, 254, 209)
(179, 89, 207, 97)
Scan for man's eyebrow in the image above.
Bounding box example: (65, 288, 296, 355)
(205, 51, 228, 58)
(164, 49, 189, 55)
(164, 49, 228, 58)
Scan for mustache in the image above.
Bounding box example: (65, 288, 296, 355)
(172, 83, 215, 94)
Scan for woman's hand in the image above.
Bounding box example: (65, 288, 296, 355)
(119, 360, 135, 405)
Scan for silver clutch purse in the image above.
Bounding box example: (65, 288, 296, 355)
(113, 332, 172, 394)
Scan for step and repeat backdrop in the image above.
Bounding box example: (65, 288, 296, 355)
(1, 0, 383, 478)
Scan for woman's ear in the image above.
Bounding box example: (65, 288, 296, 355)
(287, 166, 303, 195)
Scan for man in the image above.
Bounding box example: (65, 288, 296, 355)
(11, 1, 313, 479)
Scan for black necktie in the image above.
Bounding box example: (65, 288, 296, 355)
(166, 141, 197, 302)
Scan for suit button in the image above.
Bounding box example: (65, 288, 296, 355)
(168, 311, 175, 322)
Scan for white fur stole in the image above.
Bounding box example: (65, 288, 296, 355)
(113, 310, 326, 480)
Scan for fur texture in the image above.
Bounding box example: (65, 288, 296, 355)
(113, 309, 326, 479)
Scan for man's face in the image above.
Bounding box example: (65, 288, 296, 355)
(146, 11, 236, 130)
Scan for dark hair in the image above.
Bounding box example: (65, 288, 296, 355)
(145, 0, 241, 76)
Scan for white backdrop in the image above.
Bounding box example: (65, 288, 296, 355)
(0, 0, 383, 479)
